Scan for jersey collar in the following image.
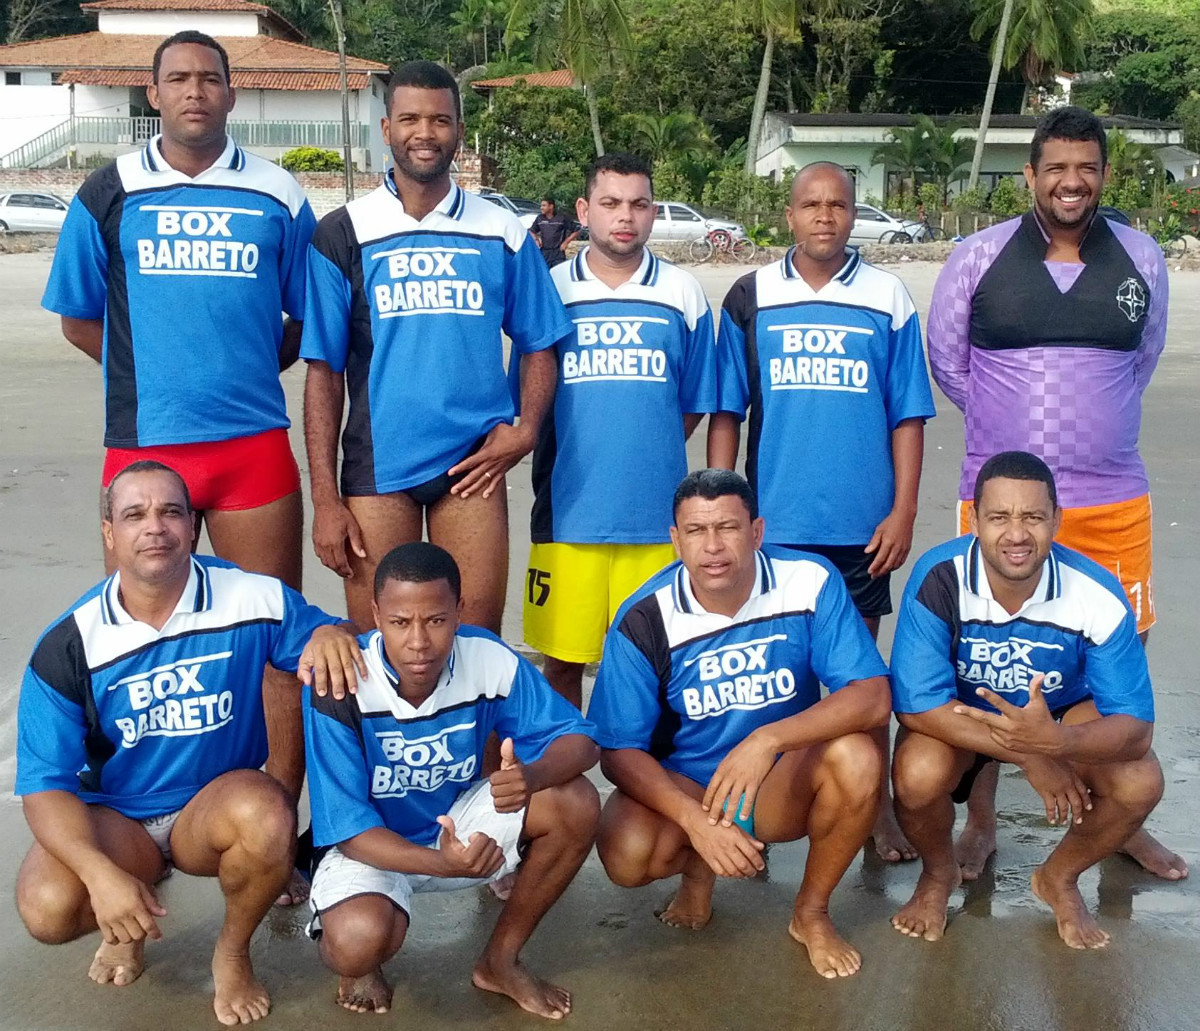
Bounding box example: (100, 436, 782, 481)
(383, 173, 466, 220)
(101, 556, 213, 627)
(782, 246, 861, 287)
(964, 536, 1061, 611)
(569, 245, 659, 287)
(672, 550, 776, 615)
(141, 134, 244, 175)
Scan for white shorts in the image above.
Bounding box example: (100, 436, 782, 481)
(306, 780, 524, 939)
(140, 809, 182, 860)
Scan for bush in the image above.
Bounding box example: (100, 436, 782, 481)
(952, 185, 988, 214)
(917, 181, 942, 214)
(280, 147, 345, 172)
(1164, 183, 1200, 233)
(988, 178, 1031, 217)
(700, 167, 793, 232)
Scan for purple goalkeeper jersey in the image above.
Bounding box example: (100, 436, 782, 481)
(927, 213, 1167, 508)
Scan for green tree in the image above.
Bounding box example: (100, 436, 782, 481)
(505, 0, 632, 156)
(970, 0, 1095, 112)
(924, 120, 974, 203)
(742, 0, 800, 174)
(1102, 128, 1165, 210)
(281, 146, 346, 171)
(630, 112, 714, 164)
(871, 118, 930, 204)
(803, 0, 899, 114)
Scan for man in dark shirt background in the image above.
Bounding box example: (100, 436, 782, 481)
(531, 196, 580, 268)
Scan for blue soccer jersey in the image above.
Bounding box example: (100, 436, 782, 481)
(300, 177, 572, 495)
(531, 247, 718, 544)
(304, 625, 596, 848)
(891, 536, 1154, 722)
(16, 556, 340, 819)
(716, 248, 936, 545)
(588, 547, 888, 785)
(41, 136, 315, 448)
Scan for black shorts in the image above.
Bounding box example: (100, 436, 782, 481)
(345, 436, 487, 506)
(542, 248, 566, 268)
(780, 543, 892, 618)
(950, 700, 1084, 804)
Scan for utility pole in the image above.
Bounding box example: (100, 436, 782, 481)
(967, 0, 1014, 193)
(328, 0, 354, 201)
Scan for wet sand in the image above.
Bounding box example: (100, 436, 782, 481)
(1, 252, 1198, 1031)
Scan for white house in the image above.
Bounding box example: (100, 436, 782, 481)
(756, 112, 1198, 201)
(0, 0, 390, 170)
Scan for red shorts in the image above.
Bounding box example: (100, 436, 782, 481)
(102, 429, 300, 512)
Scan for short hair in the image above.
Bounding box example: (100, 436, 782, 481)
(541, 194, 556, 207)
(673, 469, 758, 521)
(102, 460, 193, 521)
(152, 31, 230, 85)
(374, 542, 462, 601)
(1030, 106, 1107, 170)
(973, 451, 1058, 510)
(584, 151, 654, 199)
(385, 60, 460, 121)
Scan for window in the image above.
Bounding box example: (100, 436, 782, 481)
(669, 204, 701, 222)
(856, 206, 887, 222)
(8, 194, 37, 206)
(4, 72, 21, 86)
(654, 204, 667, 220)
(32, 195, 63, 208)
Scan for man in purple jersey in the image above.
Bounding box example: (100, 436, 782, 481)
(926, 106, 1185, 883)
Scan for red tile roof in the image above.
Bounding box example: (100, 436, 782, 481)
(80, 0, 304, 41)
(60, 67, 370, 89)
(470, 69, 573, 89)
(0, 32, 388, 80)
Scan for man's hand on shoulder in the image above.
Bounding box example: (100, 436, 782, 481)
(84, 863, 166, 945)
(434, 816, 506, 879)
(298, 623, 367, 698)
(449, 423, 535, 500)
(489, 737, 533, 813)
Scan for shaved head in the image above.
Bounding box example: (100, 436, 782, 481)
(791, 161, 855, 205)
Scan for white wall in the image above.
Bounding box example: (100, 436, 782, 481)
(96, 9, 261, 36)
(0, 84, 131, 158)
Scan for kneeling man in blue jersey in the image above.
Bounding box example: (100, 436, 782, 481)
(303, 542, 600, 1018)
(14, 461, 361, 1025)
(890, 452, 1166, 950)
(590, 470, 891, 979)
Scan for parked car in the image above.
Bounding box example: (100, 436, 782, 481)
(0, 191, 69, 232)
(651, 201, 746, 243)
(849, 203, 926, 244)
(475, 190, 539, 229)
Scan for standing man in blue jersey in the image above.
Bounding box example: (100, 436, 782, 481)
(14, 462, 361, 1025)
(889, 452, 1167, 949)
(303, 543, 600, 1017)
(710, 162, 936, 863)
(303, 61, 569, 635)
(525, 152, 719, 708)
(591, 470, 890, 979)
(40, 32, 318, 857)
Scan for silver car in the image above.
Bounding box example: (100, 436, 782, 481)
(0, 191, 69, 232)
(651, 201, 745, 243)
(850, 203, 926, 244)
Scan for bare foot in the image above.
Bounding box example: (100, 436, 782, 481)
(654, 875, 712, 931)
(892, 865, 961, 941)
(871, 805, 918, 862)
(275, 868, 310, 907)
(787, 909, 862, 978)
(88, 939, 146, 987)
(954, 821, 997, 881)
(472, 956, 571, 1020)
(488, 872, 518, 902)
(336, 970, 392, 1014)
(1119, 828, 1189, 881)
(212, 945, 271, 1026)
(1031, 865, 1110, 949)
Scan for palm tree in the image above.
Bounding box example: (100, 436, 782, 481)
(924, 120, 975, 204)
(871, 119, 930, 205)
(631, 112, 714, 165)
(506, 0, 632, 156)
(969, 0, 1095, 113)
(743, 0, 799, 175)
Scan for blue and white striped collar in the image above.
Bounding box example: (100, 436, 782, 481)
(671, 550, 776, 615)
(101, 556, 212, 626)
(965, 536, 1061, 607)
(141, 134, 244, 174)
(383, 173, 465, 220)
(569, 245, 659, 286)
(782, 245, 861, 285)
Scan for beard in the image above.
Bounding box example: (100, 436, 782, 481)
(391, 144, 455, 184)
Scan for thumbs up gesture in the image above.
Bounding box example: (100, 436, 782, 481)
(489, 737, 530, 813)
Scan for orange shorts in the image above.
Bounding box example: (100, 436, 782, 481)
(103, 428, 300, 512)
(957, 494, 1154, 633)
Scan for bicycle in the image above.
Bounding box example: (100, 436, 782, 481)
(880, 216, 943, 245)
(688, 228, 758, 264)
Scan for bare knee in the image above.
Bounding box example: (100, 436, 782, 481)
(1097, 758, 1164, 815)
(538, 777, 600, 845)
(223, 772, 297, 867)
(819, 732, 882, 808)
(892, 737, 959, 810)
(597, 797, 659, 888)
(320, 898, 405, 974)
(17, 868, 89, 945)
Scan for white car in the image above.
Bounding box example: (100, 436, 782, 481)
(475, 190, 539, 230)
(849, 203, 927, 244)
(651, 201, 746, 243)
(0, 191, 69, 232)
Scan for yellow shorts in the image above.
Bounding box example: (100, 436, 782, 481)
(524, 542, 678, 663)
(957, 494, 1155, 633)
